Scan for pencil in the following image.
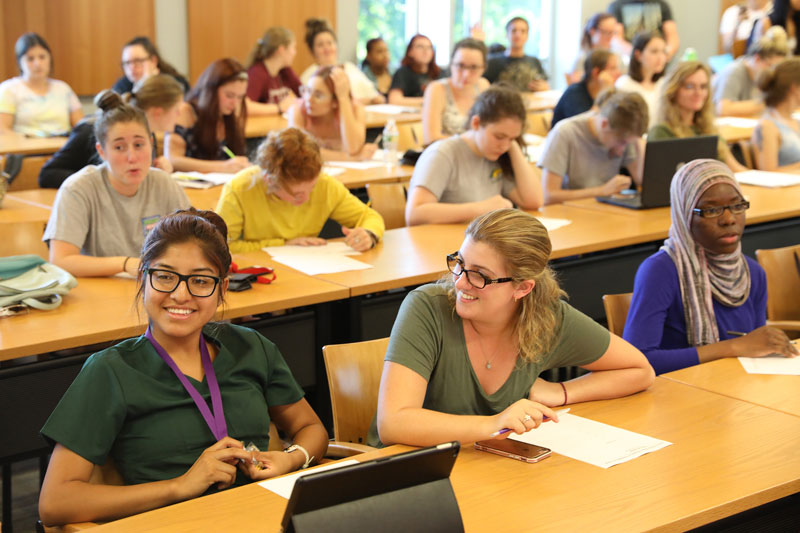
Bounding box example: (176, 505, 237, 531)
(222, 145, 235, 159)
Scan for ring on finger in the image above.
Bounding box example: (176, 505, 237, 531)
(522, 414, 532, 422)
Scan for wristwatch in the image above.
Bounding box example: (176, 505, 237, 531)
(284, 444, 313, 469)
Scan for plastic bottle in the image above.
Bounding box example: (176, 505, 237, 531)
(682, 48, 698, 62)
(382, 118, 399, 167)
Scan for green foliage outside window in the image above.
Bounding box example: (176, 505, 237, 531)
(357, 0, 408, 69)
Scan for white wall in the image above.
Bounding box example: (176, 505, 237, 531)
(155, 0, 189, 76)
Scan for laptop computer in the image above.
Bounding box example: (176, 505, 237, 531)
(280, 441, 463, 533)
(597, 135, 719, 209)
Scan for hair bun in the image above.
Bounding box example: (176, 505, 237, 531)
(94, 89, 124, 113)
(306, 18, 329, 32)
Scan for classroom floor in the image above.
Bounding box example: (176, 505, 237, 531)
(1, 459, 39, 533)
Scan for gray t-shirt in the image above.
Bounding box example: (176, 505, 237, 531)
(43, 164, 190, 257)
(409, 136, 515, 203)
(712, 58, 758, 105)
(366, 283, 610, 447)
(538, 112, 635, 189)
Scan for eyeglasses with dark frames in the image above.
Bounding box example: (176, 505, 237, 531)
(147, 268, 221, 298)
(692, 201, 750, 219)
(446, 252, 513, 289)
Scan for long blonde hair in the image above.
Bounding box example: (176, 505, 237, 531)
(444, 209, 566, 363)
(657, 61, 716, 137)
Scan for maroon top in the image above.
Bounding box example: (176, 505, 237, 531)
(246, 62, 301, 104)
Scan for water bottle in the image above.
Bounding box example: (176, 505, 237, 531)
(382, 119, 399, 167)
(682, 48, 698, 62)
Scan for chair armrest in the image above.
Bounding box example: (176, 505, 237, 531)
(767, 320, 800, 332)
(326, 441, 378, 458)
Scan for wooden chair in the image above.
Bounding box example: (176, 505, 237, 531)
(602, 292, 633, 337)
(396, 121, 423, 152)
(755, 244, 800, 331)
(736, 139, 755, 169)
(527, 111, 552, 136)
(9, 155, 49, 191)
(732, 39, 748, 58)
(322, 337, 389, 456)
(365, 182, 406, 229)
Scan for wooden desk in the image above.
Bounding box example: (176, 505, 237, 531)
(0, 255, 348, 361)
(718, 124, 753, 143)
(82, 379, 800, 532)
(0, 133, 66, 156)
(0, 194, 51, 223)
(524, 90, 561, 112)
(245, 112, 422, 138)
(662, 358, 800, 418)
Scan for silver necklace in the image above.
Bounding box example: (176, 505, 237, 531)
(469, 320, 502, 370)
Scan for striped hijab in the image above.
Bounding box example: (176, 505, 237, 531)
(661, 159, 750, 346)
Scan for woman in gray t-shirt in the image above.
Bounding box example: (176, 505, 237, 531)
(406, 84, 543, 225)
(371, 209, 655, 447)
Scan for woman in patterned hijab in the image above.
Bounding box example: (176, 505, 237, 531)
(623, 158, 797, 374)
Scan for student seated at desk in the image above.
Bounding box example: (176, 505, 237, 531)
(166, 59, 251, 174)
(215, 127, 384, 253)
(649, 61, 747, 172)
(0, 32, 82, 137)
(422, 38, 490, 145)
(540, 88, 646, 205)
(406, 84, 543, 225)
(712, 26, 787, 118)
(753, 57, 800, 170)
(38, 209, 328, 526)
(623, 159, 798, 375)
(614, 32, 667, 129)
(288, 65, 374, 161)
(43, 98, 189, 277)
(551, 49, 621, 129)
(112, 36, 190, 96)
(388, 34, 441, 106)
(245, 27, 301, 116)
(361, 37, 393, 97)
(299, 18, 383, 105)
(568, 12, 626, 84)
(368, 209, 655, 447)
(484, 16, 549, 92)
(39, 75, 183, 188)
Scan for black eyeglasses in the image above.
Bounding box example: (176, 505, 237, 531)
(147, 268, 221, 298)
(121, 57, 151, 68)
(446, 252, 513, 289)
(692, 201, 750, 219)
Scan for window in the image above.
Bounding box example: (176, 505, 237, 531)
(357, 0, 550, 70)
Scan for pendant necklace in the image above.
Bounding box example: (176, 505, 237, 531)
(469, 320, 502, 370)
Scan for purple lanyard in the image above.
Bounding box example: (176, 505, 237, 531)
(145, 327, 228, 441)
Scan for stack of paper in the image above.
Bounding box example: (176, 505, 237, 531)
(172, 171, 236, 189)
(735, 170, 800, 187)
(365, 104, 418, 114)
(325, 160, 387, 170)
(510, 412, 672, 468)
(258, 460, 359, 498)
(264, 242, 373, 275)
(535, 217, 571, 232)
(715, 117, 758, 128)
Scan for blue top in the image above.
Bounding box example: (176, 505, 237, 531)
(623, 250, 767, 375)
(551, 81, 593, 130)
(759, 113, 800, 167)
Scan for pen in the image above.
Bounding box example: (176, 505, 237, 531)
(373, 133, 383, 148)
(222, 145, 236, 159)
(726, 330, 746, 336)
(490, 408, 570, 437)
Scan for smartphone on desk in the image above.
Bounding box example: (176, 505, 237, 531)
(474, 439, 551, 463)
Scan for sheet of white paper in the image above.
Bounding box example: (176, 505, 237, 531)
(523, 133, 545, 145)
(526, 143, 546, 163)
(326, 160, 387, 170)
(172, 171, 236, 186)
(510, 413, 672, 468)
(735, 170, 800, 188)
(322, 166, 346, 176)
(529, 89, 562, 100)
(715, 117, 758, 128)
(371, 149, 403, 162)
(258, 459, 360, 499)
(535, 216, 571, 232)
(738, 354, 800, 375)
(264, 242, 359, 257)
(270, 255, 373, 275)
(365, 104, 418, 114)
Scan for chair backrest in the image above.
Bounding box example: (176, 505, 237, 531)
(9, 155, 49, 191)
(365, 182, 406, 229)
(322, 337, 389, 444)
(756, 244, 800, 321)
(736, 139, 754, 169)
(602, 292, 633, 337)
(396, 121, 423, 152)
(732, 39, 748, 58)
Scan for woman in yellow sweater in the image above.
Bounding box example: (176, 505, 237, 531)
(216, 127, 384, 253)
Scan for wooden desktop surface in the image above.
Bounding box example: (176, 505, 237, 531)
(79, 379, 800, 533)
(662, 358, 800, 418)
(0, 133, 66, 156)
(0, 253, 348, 361)
(312, 205, 670, 296)
(0, 195, 51, 224)
(245, 111, 422, 138)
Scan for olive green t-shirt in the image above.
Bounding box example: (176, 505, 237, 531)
(648, 123, 730, 162)
(367, 284, 610, 447)
(41, 323, 304, 490)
